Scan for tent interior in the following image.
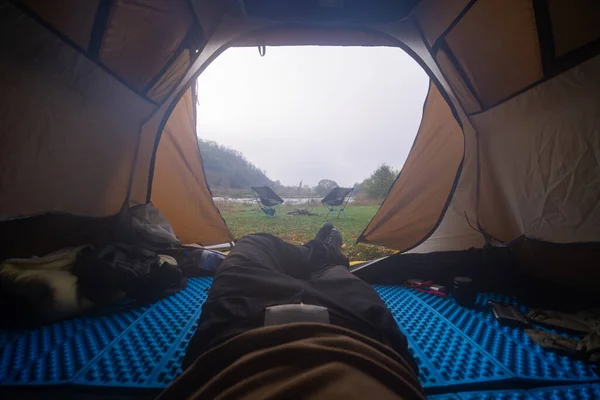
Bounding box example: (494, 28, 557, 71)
(1, 0, 600, 397)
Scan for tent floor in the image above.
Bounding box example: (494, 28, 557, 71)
(1, 278, 598, 398)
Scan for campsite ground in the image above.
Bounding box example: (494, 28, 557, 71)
(216, 201, 397, 261)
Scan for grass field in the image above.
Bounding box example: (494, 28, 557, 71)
(217, 201, 397, 261)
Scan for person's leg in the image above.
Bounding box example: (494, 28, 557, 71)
(302, 231, 418, 374)
(306, 264, 418, 373)
(183, 232, 343, 368)
(183, 234, 302, 368)
(228, 232, 346, 279)
(184, 228, 404, 370)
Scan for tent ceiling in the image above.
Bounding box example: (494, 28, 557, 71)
(19, 0, 99, 49)
(547, 0, 600, 58)
(18, 0, 205, 104)
(241, 0, 421, 22)
(442, 0, 543, 110)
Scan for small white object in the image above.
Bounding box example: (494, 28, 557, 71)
(264, 303, 330, 326)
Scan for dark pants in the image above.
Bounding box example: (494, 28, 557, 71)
(183, 233, 417, 372)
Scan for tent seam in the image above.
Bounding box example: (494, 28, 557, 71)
(88, 0, 112, 57)
(466, 38, 600, 117)
(8, 0, 160, 107)
(438, 40, 485, 110)
(190, 82, 234, 243)
(430, 0, 479, 52)
(142, 16, 206, 99)
(416, 19, 497, 249)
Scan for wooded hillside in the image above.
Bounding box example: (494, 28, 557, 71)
(198, 139, 272, 191)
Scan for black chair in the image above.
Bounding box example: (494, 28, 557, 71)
(321, 187, 353, 219)
(251, 186, 284, 217)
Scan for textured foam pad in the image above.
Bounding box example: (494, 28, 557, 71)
(0, 278, 597, 395)
(374, 285, 598, 388)
(530, 383, 600, 399)
(446, 383, 600, 399)
(0, 278, 212, 388)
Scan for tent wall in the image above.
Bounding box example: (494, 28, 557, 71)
(97, 0, 194, 90)
(128, 15, 266, 243)
(355, 17, 484, 253)
(129, 15, 270, 203)
(0, 0, 232, 248)
(151, 88, 233, 244)
(0, 1, 155, 218)
(414, 0, 472, 46)
(18, 0, 99, 49)
(18, 0, 202, 100)
(442, 0, 543, 110)
(147, 49, 192, 102)
(358, 82, 465, 250)
(548, 0, 600, 58)
(406, 106, 483, 253)
(360, 0, 600, 252)
(472, 55, 600, 243)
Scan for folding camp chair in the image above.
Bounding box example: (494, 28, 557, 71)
(321, 187, 353, 219)
(251, 186, 284, 217)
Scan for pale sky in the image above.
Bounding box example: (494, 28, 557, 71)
(196, 46, 429, 187)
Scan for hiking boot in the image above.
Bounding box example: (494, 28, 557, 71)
(326, 228, 343, 252)
(315, 222, 334, 243)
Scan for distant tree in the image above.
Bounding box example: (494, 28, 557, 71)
(353, 181, 364, 194)
(315, 179, 338, 196)
(362, 164, 397, 199)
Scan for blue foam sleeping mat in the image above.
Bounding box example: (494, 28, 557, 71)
(0, 278, 598, 397)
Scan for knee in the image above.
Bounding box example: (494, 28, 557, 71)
(232, 234, 268, 250)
